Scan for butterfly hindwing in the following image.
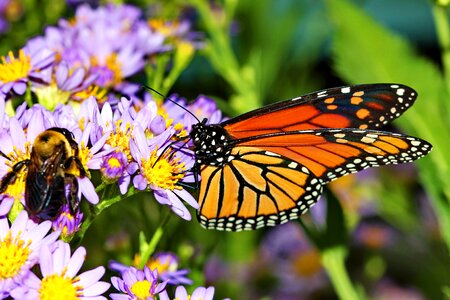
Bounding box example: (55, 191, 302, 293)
(223, 84, 416, 138)
(197, 146, 323, 231)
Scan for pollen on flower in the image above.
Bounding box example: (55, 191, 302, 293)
(107, 120, 133, 160)
(0, 231, 31, 280)
(39, 273, 78, 300)
(130, 280, 152, 299)
(90, 54, 123, 87)
(72, 85, 108, 103)
(77, 142, 92, 177)
(141, 149, 185, 190)
(0, 50, 31, 83)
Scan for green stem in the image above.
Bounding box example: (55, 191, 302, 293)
(138, 212, 171, 268)
(321, 246, 362, 300)
(433, 5, 450, 91)
(74, 186, 137, 244)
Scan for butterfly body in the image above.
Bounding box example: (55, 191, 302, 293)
(190, 84, 432, 231)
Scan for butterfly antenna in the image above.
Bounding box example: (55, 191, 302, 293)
(152, 135, 190, 168)
(142, 85, 201, 124)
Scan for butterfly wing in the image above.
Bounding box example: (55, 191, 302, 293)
(234, 129, 432, 183)
(197, 146, 323, 231)
(222, 84, 416, 138)
(197, 130, 432, 231)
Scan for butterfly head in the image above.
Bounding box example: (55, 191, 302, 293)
(190, 120, 232, 167)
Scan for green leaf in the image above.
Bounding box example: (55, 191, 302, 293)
(327, 0, 450, 253)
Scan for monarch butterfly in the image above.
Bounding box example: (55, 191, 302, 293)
(187, 84, 432, 231)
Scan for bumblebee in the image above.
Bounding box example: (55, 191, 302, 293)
(0, 127, 86, 221)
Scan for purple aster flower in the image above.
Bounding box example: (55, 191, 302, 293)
(51, 204, 84, 240)
(148, 252, 192, 285)
(256, 223, 327, 298)
(10, 241, 110, 299)
(130, 125, 198, 220)
(27, 3, 166, 93)
(100, 151, 129, 183)
(110, 265, 167, 300)
(110, 252, 192, 286)
(159, 286, 217, 300)
(0, 211, 60, 297)
(0, 46, 54, 96)
(31, 60, 98, 109)
(163, 94, 224, 133)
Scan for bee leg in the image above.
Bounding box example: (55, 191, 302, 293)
(0, 160, 30, 193)
(65, 174, 80, 214)
(64, 156, 86, 177)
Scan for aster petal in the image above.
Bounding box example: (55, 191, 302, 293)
(191, 287, 207, 300)
(166, 190, 192, 220)
(12, 81, 27, 95)
(175, 286, 189, 299)
(55, 61, 69, 87)
(64, 67, 86, 90)
(109, 294, 129, 300)
(39, 244, 54, 277)
(82, 281, 111, 297)
(110, 277, 123, 291)
(0, 196, 13, 216)
(204, 287, 215, 300)
(158, 291, 170, 300)
(133, 175, 148, 191)
(10, 211, 29, 236)
(173, 188, 199, 210)
(118, 175, 130, 195)
(22, 221, 52, 248)
(52, 241, 71, 274)
(66, 246, 87, 277)
(78, 267, 106, 287)
(9, 118, 26, 152)
(0, 217, 9, 238)
(79, 177, 99, 204)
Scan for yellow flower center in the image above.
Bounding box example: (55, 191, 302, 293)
(3, 145, 30, 200)
(130, 280, 152, 299)
(141, 149, 185, 190)
(0, 231, 30, 280)
(39, 273, 79, 300)
(77, 142, 92, 177)
(72, 85, 108, 103)
(106, 120, 133, 160)
(292, 249, 322, 278)
(0, 50, 31, 83)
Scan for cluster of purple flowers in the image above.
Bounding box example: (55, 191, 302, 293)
(0, 3, 200, 109)
(0, 210, 218, 299)
(0, 3, 226, 298)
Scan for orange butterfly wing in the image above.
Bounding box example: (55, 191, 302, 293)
(222, 84, 416, 138)
(197, 129, 432, 231)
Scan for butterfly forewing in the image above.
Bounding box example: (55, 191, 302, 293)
(223, 84, 416, 139)
(234, 129, 432, 183)
(198, 147, 323, 231)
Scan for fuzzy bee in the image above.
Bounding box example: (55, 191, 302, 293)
(0, 127, 86, 221)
